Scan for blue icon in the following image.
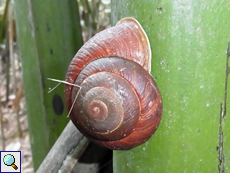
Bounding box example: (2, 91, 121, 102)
(3, 154, 18, 170)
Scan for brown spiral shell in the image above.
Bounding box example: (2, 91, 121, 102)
(65, 17, 162, 150)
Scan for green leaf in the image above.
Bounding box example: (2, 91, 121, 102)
(112, 0, 230, 172)
(14, 0, 83, 170)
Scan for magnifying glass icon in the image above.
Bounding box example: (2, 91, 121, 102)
(3, 154, 18, 170)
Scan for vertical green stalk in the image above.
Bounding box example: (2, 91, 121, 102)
(14, 0, 83, 170)
(112, 0, 230, 172)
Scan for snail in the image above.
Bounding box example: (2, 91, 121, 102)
(65, 17, 163, 150)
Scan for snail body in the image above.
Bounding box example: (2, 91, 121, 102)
(65, 17, 163, 150)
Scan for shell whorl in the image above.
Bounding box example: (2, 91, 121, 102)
(65, 17, 162, 150)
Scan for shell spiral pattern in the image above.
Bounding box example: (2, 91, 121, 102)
(65, 17, 162, 150)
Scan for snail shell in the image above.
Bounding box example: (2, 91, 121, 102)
(65, 17, 163, 150)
